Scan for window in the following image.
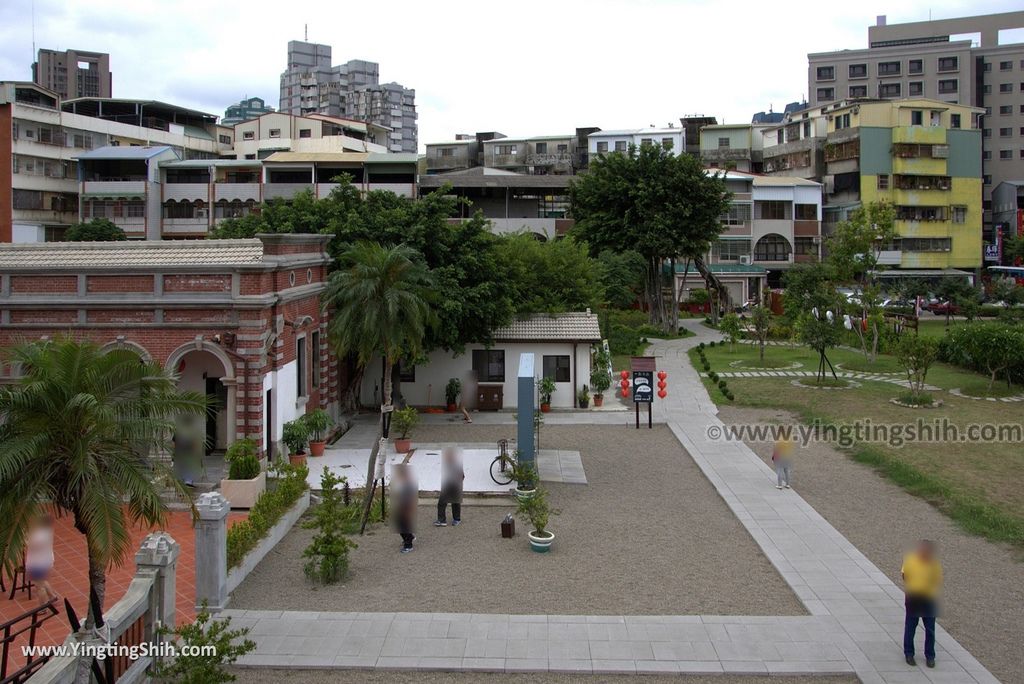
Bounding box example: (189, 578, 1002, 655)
(877, 174, 889, 190)
(909, 59, 923, 75)
(639, 138, 653, 146)
(983, 150, 992, 160)
(849, 64, 867, 78)
(879, 82, 901, 98)
(296, 337, 307, 397)
(834, 113, 851, 130)
(614, 140, 627, 152)
(950, 114, 961, 129)
(849, 85, 867, 98)
(938, 79, 958, 94)
(596, 141, 608, 153)
(495, 144, 517, 155)
(878, 61, 901, 76)
(1000, 61, 1013, 71)
(794, 237, 818, 256)
(242, 131, 254, 140)
(1000, 128, 1012, 137)
(719, 203, 752, 225)
(535, 142, 547, 154)
(937, 56, 958, 72)
(438, 147, 454, 157)
(1000, 83, 1013, 93)
(542, 355, 570, 383)
(983, 62, 992, 72)
(472, 349, 505, 382)
(754, 234, 791, 261)
(713, 239, 751, 261)
(397, 357, 415, 383)
(661, 138, 674, 150)
(795, 204, 817, 220)
(557, 144, 568, 153)
(905, 82, 922, 97)
(757, 200, 788, 220)
(952, 206, 967, 223)
(902, 238, 951, 252)
(983, 128, 991, 138)
(1000, 150, 1013, 159)
(1000, 105, 1012, 115)
(245, 153, 256, 160)
(311, 331, 320, 388)
(816, 66, 835, 81)
(911, 110, 923, 126)
(803, 121, 811, 137)
(299, 128, 311, 138)
(218, 134, 231, 145)
(816, 87, 835, 101)
(269, 128, 281, 138)
(718, 137, 730, 148)
(776, 130, 784, 144)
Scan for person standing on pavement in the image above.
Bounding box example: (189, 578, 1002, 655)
(435, 447, 465, 527)
(392, 464, 418, 553)
(902, 539, 943, 668)
(772, 433, 795, 489)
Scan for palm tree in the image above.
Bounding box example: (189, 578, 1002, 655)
(322, 242, 434, 531)
(0, 339, 207, 623)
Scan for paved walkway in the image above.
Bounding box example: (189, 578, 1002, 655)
(229, 322, 998, 682)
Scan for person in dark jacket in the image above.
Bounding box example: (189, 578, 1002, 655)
(392, 464, 418, 553)
(435, 447, 465, 526)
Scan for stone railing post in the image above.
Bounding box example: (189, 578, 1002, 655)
(194, 491, 229, 611)
(135, 531, 180, 643)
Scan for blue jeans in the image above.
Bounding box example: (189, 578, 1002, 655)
(903, 597, 936, 660)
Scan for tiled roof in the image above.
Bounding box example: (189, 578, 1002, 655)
(493, 312, 601, 341)
(0, 239, 265, 268)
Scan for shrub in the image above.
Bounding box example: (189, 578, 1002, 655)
(226, 463, 308, 568)
(941, 322, 1024, 390)
(152, 603, 255, 684)
(444, 378, 462, 405)
(724, 390, 735, 401)
(708, 372, 719, 382)
(226, 438, 260, 480)
(698, 342, 706, 350)
(717, 380, 727, 390)
(282, 419, 310, 455)
(392, 406, 419, 439)
(719, 313, 742, 349)
(708, 340, 717, 347)
(65, 218, 127, 242)
(303, 408, 332, 442)
(894, 335, 939, 402)
(897, 391, 934, 406)
(608, 323, 643, 358)
(590, 348, 612, 396)
(303, 467, 357, 584)
(516, 484, 558, 535)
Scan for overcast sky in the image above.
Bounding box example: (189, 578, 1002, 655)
(1, 0, 1021, 150)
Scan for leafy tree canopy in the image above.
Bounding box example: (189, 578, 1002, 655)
(65, 218, 127, 241)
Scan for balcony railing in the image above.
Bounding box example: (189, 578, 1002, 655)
(426, 156, 470, 170)
(489, 153, 526, 167)
(263, 183, 314, 200)
(368, 182, 415, 198)
(214, 183, 261, 202)
(794, 220, 820, 237)
(82, 180, 147, 197)
(162, 217, 209, 234)
(163, 183, 209, 202)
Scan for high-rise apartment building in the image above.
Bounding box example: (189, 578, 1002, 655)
(222, 96, 275, 126)
(31, 49, 111, 99)
(807, 11, 1024, 244)
(278, 41, 417, 153)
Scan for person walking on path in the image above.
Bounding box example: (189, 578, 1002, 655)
(902, 539, 943, 668)
(435, 447, 465, 527)
(25, 512, 57, 605)
(772, 433, 795, 489)
(392, 465, 418, 553)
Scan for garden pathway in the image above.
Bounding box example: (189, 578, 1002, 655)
(228, 323, 999, 682)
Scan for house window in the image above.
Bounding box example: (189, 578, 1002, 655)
(902, 238, 951, 252)
(397, 358, 415, 383)
(938, 79, 958, 94)
(472, 349, 505, 382)
(1000, 128, 1012, 137)
(269, 129, 281, 138)
(596, 141, 608, 153)
(776, 130, 784, 144)
(998, 60, 1012, 71)
(908, 81, 923, 96)
(794, 237, 817, 256)
(296, 336, 307, 397)
(803, 121, 811, 137)
(909, 59, 923, 75)
(311, 331, 320, 388)
(879, 82, 901, 98)
(950, 114, 961, 129)
(795, 204, 817, 220)
(754, 234, 791, 261)
(757, 201, 788, 220)
(937, 56, 958, 72)
(718, 137, 730, 148)
(816, 66, 835, 81)
(911, 111, 923, 126)
(218, 134, 231, 145)
(952, 206, 967, 223)
(662, 138, 674, 150)
(849, 64, 867, 78)
(243, 131, 254, 140)
(614, 141, 627, 152)
(720, 203, 752, 225)
(299, 129, 311, 138)
(535, 142, 548, 154)
(438, 147, 454, 157)
(849, 85, 867, 98)
(999, 83, 1013, 93)
(640, 138, 653, 146)
(557, 144, 568, 153)
(816, 87, 835, 101)
(542, 355, 571, 383)
(1000, 105, 1012, 115)
(877, 174, 889, 190)
(495, 144, 517, 155)
(714, 239, 751, 261)
(1000, 150, 1013, 159)
(878, 61, 901, 76)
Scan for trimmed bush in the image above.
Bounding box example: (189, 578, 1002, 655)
(226, 463, 309, 568)
(226, 438, 260, 481)
(717, 380, 727, 390)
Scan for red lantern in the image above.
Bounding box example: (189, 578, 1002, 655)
(620, 370, 629, 380)
(657, 371, 667, 380)
(658, 380, 667, 390)
(658, 389, 668, 399)
(620, 378, 630, 390)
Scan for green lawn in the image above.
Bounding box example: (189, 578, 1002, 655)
(691, 342, 1024, 550)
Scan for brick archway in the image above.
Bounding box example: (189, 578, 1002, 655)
(166, 340, 238, 463)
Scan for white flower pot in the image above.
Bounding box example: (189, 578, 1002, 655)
(219, 471, 266, 509)
(528, 530, 554, 553)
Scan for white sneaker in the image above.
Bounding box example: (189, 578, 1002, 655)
(776, 485, 784, 489)
(784, 484, 791, 489)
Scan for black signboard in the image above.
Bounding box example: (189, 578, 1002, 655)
(632, 370, 654, 403)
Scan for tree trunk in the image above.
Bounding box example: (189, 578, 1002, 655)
(86, 551, 106, 626)
(359, 358, 394, 532)
(669, 257, 680, 334)
(644, 258, 657, 326)
(759, 340, 765, 362)
(692, 255, 730, 318)
(338, 357, 364, 413)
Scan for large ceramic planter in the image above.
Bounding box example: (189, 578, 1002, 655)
(219, 471, 267, 509)
(540, 403, 551, 413)
(394, 438, 412, 453)
(593, 395, 604, 407)
(514, 487, 536, 503)
(446, 403, 457, 413)
(288, 452, 307, 467)
(308, 440, 326, 457)
(528, 530, 554, 553)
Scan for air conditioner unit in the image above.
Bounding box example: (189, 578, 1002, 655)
(738, 255, 753, 265)
(196, 208, 208, 219)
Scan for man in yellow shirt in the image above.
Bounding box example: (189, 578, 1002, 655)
(772, 434, 795, 489)
(901, 540, 943, 668)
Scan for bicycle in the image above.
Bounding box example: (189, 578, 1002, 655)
(489, 439, 516, 485)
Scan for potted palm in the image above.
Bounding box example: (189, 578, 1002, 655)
(282, 418, 310, 467)
(511, 457, 537, 502)
(537, 376, 556, 413)
(304, 408, 332, 457)
(392, 406, 419, 453)
(219, 438, 265, 509)
(590, 350, 611, 407)
(516, 485, 557, 553)
(444, 378, 461, 413)
(577, 385, 590, 409)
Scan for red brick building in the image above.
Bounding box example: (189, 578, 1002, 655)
(0, 233, 336, 460)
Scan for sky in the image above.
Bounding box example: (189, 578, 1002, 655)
(1, 0, 1021, 151)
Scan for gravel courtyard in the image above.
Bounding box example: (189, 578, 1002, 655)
(721, 405, 1024, 684)
(231, 423, 804, 616)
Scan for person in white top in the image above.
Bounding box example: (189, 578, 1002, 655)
(25, 512, 57, 604)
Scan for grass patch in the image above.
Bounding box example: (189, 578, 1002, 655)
(795, 377, 851, 388)
(954, 381, 1022, 399)
(838, 357, 903, 374)
(897, 391, 935, 406)
(732, 358, 798, 369)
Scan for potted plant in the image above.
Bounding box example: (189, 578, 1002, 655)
(391, 406, 419, 453)
(510, 457, 538, 502)
(577, 384, 590, 409)
(590, 350, 611, 407)
(303, 408, 332, 457)
(219, 438, 265, 509)
(282, 418, 310, 467)
(516, 485, 557, 553)
(444, 378, 461, 413)
(537, 376, 556, 413)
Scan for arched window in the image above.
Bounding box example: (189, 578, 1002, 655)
(754, 234, 792, 262)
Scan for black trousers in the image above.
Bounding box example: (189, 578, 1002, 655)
(437, 487, 462, 522)
(398, 516, 414, 548)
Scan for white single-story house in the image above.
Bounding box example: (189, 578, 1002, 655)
(360, 312, 602, 410)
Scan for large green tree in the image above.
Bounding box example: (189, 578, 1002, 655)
(494, 234, 604, 315)
(0, 339, 206, 621)
(570, 144, 731, 330)
(65, 218, 127, 241)
(321, 243, 434, 530)
(596, 249, 645, 309)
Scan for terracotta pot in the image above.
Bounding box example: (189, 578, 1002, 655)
(308, 440, 326, 457)
(288, 452, 306, 467)
(540, 403, 551, 413)
(446, 403, 457, 413)
(593, 395, 604, 407)
(394, 438, 412, 453)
